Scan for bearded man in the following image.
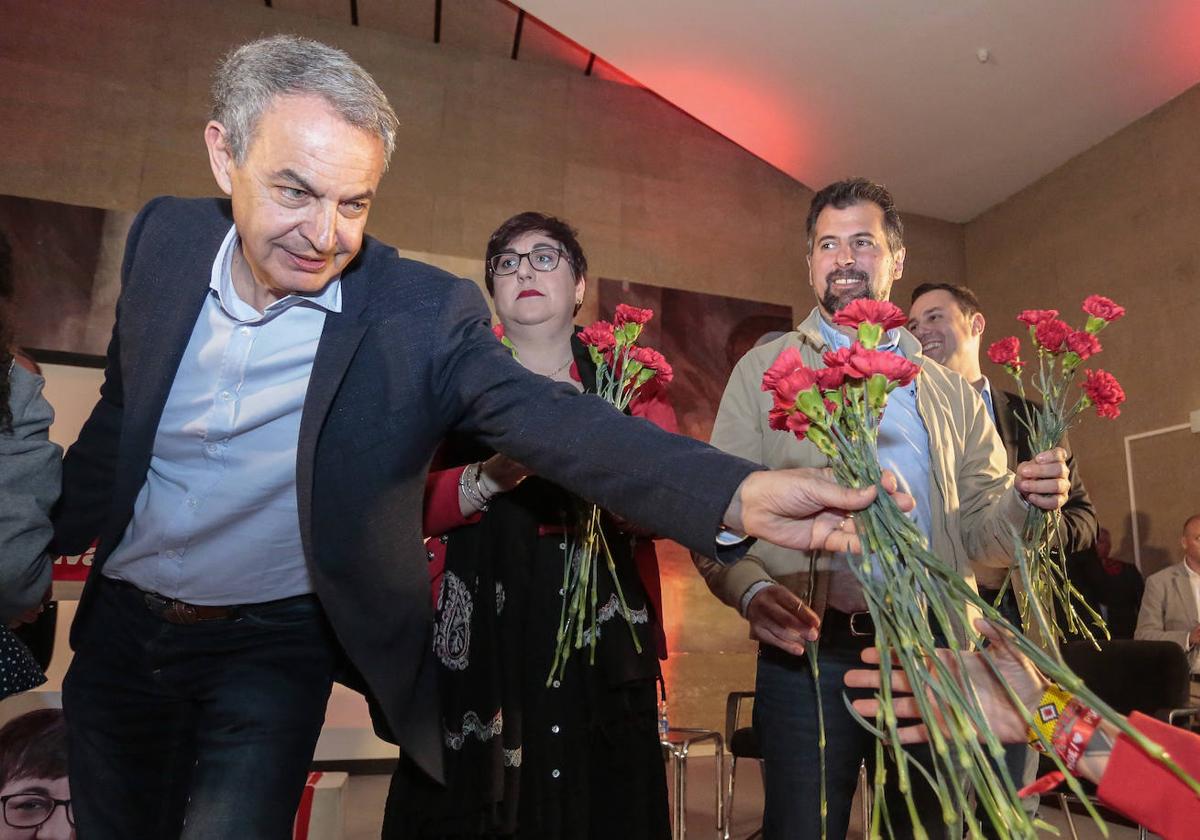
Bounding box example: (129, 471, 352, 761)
(694, 178, 1073, 839)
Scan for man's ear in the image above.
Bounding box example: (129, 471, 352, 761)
(892, 246, 906, 280)
(204, 121, 236, 197)
(971, 312, 986, 336)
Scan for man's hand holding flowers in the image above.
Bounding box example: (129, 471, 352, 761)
(1014, 447, 1071, 511)
(722, 466, 915, 559)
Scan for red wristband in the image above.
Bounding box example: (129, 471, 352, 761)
(1051, 697, 1100, 775)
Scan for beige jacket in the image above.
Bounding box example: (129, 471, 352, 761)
(1135, 562, 1200, 672)
(695, 308, 1025, 619)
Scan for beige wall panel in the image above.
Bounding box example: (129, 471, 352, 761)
(518, 15, 589, 73)
(656, 542, 757, 734)
(966, 83, 1200, 557)
(438, 0, 517, 59)
(271, 0, 353, 24)
(894, 213, 969, 311)
(358, 0, 436, 41)
(1125, 430, 1199, 578)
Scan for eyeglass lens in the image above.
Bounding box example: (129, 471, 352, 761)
(489, 248, 562, 276)
(3, 794, 74, 828)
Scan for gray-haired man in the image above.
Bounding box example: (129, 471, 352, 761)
(53, 36, 911, 838)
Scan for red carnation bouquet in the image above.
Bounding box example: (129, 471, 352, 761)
(987, 296, 1126, 645)
(760, 299, 1186, 838)
(547, 304, 673, 684)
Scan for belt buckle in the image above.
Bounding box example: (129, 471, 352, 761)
(165, 602, 199, 625)
(144, 592, 199, 625)
(848, 611, 873, 637)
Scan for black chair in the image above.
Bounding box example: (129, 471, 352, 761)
(724, 691, 761, 840)
(1043, 639, 1193, 840)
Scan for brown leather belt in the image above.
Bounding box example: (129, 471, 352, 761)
(106, 577, 240, 624)
(142, 591, 239, 624)
(758, 608, 877, 665)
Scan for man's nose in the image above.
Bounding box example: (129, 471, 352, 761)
(834, 243, 855, 266)
(303, 204, 338, 253)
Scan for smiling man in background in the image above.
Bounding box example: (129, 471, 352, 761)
(908, 281, 1097, 831)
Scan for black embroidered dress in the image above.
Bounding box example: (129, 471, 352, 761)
(383, 338, 670, 840)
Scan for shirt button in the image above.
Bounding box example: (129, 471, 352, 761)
(558, 542, 567, 550)
(551, 769, 560, 779)
(551, 725, 560, 734)
(240, 326, 251, 335)
(205, 443, 218, 454)
(186, 497, 198, 508)
(552, 680, 561, 689)
(219, 390, 233, 401)
(165, 549, 178, 559)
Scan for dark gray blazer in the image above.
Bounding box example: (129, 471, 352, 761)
(0, 362, 60, 622)
(53, 197, 758, 781)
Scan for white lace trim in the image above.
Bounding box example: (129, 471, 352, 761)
(581, 594, 649, 644)
(444, 709, 504, 750)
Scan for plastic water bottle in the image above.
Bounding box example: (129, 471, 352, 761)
(658, 696, 670, 739)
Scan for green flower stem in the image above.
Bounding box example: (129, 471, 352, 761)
(806, 641, 828, 840)
(549, 324, 663, 686)
(596, 517, 643, 655)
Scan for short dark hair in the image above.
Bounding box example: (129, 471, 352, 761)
(806, 178, 904, 255)
(0, 709, 68, 790)
(910, 282, 982, 318)
(483, 212, 588, 296)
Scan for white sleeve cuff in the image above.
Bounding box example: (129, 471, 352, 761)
(739, 580, 775, 618)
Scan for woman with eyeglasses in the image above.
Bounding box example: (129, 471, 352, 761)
(0, 709, 73, 840)
(383, 212, 675, 840)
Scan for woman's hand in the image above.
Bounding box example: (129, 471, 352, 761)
(843, 618, 1049, 745)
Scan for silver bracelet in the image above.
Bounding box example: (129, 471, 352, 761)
(474, 462, 497, 501)
(459, 463, 490, 511)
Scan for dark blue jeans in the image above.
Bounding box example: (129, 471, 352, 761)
(754, 646, 952, 840)
(63, 578, 339, 840)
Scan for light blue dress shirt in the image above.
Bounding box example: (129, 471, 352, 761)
(979, 377, 997, 425)
(104, 226, 341, 605)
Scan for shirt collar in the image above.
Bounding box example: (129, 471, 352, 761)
(209, 225, 343, 322)
(979, 376, 997, 424)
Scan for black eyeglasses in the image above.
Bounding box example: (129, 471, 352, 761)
(487, 247, 568, 277)
(2, 793, 74, 829)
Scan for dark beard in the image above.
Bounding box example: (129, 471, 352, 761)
(820, 269, 872, 313)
